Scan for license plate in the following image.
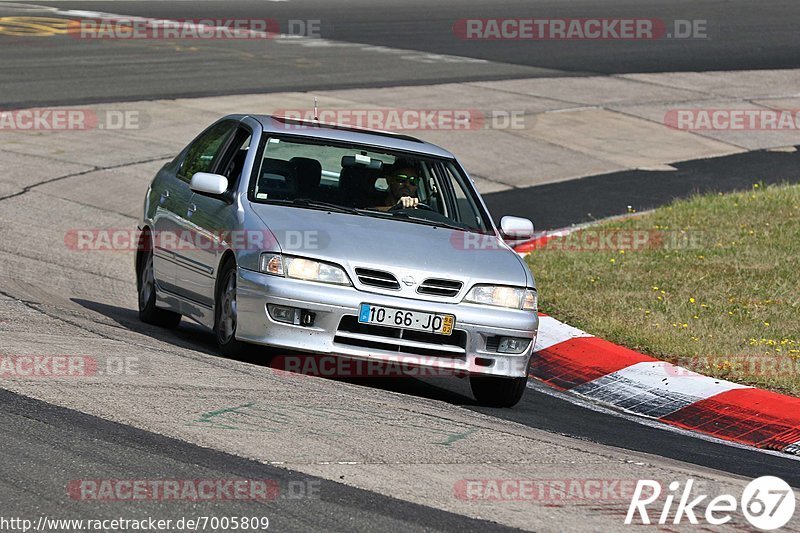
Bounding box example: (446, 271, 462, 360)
(358, 304, 454, 335)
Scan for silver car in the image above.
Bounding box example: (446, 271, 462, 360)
(136, 115, 538, 407)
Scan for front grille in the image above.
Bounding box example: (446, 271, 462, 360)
(334, 316, 467, 357)
(355, 268, 400, 290)
(416, 278, 463, 297)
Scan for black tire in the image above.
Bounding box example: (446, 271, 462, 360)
(470, 374, 528, 408)
(214, 258, 248, 356)
(137, 239, 181, 328)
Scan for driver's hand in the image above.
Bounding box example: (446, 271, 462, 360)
(397, 196, 419, 208)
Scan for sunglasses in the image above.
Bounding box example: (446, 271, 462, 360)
(392, 173, 420, 185)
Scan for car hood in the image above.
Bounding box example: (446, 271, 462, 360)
(249, 203, 531, 291)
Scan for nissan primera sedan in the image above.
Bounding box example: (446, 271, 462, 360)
(136, 114, 538, 407)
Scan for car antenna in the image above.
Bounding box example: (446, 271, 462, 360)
(313, 97, 318, 122)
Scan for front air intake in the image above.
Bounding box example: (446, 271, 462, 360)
(416, 278, 463, 297)
(355, 268, 400, 290)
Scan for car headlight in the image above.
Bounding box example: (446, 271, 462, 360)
(464, 285, 537, 311)
(259, 253, 351, 286)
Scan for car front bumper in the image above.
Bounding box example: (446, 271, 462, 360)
(235, 268, 538, 378)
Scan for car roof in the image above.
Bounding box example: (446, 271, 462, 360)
(241, 114, 456, 159)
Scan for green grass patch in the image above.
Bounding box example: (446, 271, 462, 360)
(527, 183, 800, 396)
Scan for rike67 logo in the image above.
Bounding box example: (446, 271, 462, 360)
(626, 476, 796, 530)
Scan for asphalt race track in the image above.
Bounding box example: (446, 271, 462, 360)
(1, 0, 799, 106)
(1, 1, 799, 531)
(86, 0, 800, 73)
(483, 147, 800, 229)
(0, 388, 512, 532)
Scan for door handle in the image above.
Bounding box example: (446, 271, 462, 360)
(159, 190, 170, 204)
(187, 204, 197, 217)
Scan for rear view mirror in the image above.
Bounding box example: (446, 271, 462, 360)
(341, 155, 383, 171)
(190, 172, 229, 198)
(500, 216, 534, 240)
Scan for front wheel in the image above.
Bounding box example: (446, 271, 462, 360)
(470, 374, 528, 407)
(214, 259, 248, 356)
(137, 244, 181, 328)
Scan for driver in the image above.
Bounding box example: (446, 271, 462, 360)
(372, 166, 421, 211)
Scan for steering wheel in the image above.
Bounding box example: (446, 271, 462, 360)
(390, 202, 434, 212)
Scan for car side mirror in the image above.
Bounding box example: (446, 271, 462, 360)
(500, 216, 534, 240)
(190, 172, 232, 202)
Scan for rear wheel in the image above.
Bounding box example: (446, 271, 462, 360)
(215, 259, 248, 356)
(137, 242, 181, 328)
(470, 374, 528, 408)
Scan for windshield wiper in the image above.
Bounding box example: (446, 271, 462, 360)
(374, 210, 468, 232)
(262, 198, 362, 215)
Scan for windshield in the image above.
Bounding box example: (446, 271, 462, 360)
(248, 136, 491, 232)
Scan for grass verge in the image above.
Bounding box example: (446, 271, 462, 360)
(526, 183, 800, 396)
